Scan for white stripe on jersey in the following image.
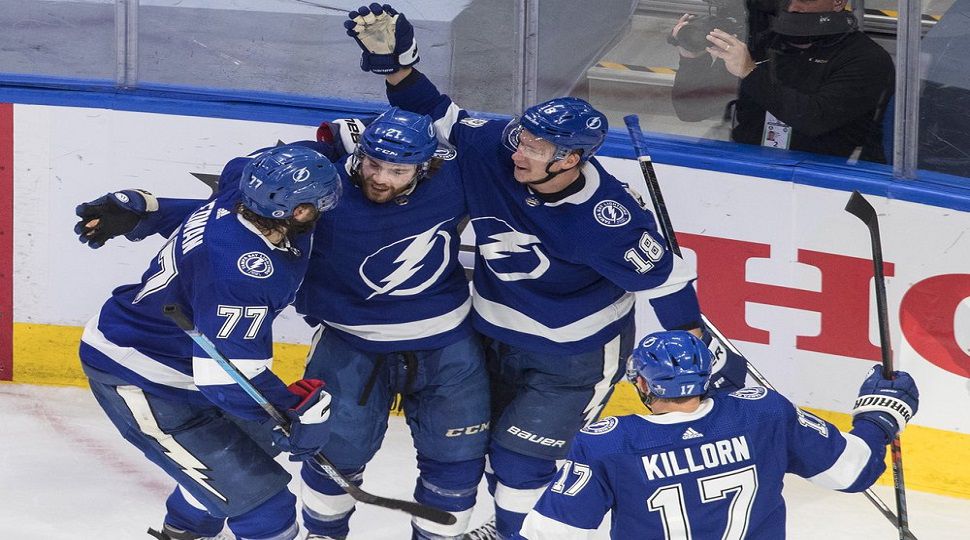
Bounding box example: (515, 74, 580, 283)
(520, 509, 594, 540)
(472, 287, 635, 343)
(432, 102, 463, 141)
(192, 355, 272, 387)
(322, 297, 471, 342)
(808, 432, 873, 490)
(81, 313, 198, 391)
(635, 254, 697, 300)
(582, 333, 622, 426)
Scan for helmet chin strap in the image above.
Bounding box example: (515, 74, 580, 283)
(525, 159, 578, 186)
(634, 380, 658, 413)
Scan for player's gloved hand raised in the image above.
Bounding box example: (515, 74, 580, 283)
(344, 3, 419, 74)
(272, 379, 333, 461)
(852, 367, 919, 441)
(701, 326, 748, 393)
(74, 189, 158, 249)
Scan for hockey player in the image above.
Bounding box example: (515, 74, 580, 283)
(78, 145, 342, 540)
(74, 109, 490, 540)
(520, 331, 920, 539)
(343, 5, 748, 538)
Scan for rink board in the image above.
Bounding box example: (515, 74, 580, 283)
(3, 102, 969, 500)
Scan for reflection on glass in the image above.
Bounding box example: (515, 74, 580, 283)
(582, 0, 901, 165)
(918, 0, 970, 179)
(0, 0, 115, 81)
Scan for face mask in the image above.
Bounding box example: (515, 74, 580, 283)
(771, 11, 857, 38)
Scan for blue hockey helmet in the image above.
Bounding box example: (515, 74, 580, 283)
(358, 107, 440, 165)
(503, 97, 608, 162)
(240, 145, 342, 219)
(626, 331, 712, 401)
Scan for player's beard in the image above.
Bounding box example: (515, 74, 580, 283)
(361, 175, 411, 204)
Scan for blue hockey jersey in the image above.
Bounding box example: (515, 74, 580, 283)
(125, 140, 473, 353)
(388, 71, 700, 354)
(79, 162, 309, 420)
(520, 387, 889, 539)
(292, 148, 473, 353)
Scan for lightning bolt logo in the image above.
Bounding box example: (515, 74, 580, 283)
(472, 217, 550, 282)
(360, 220, 453, 299)
(115, 386, 228, 502)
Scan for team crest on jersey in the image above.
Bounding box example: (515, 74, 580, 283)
(593, 200, 631, 227)
(471, 217, 550, 281)
(459, 118, 488, 128)
(581, 416, 619, 435)
(729, 386, 768, 400)
(433, 146, 458, 161)
(237, 252, 274, 279)
(360, 220, 454, 298)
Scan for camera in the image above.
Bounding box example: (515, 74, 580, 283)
(673, 0, 750, 54)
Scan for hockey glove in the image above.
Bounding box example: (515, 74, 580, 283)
(344, 3, 419, 74)
(272, 379, 333, 461)
(318, 118, 369, 157)
(701, 326, 748, 393)
(852, 366, 919, 441)
(74, 189, 158, 249)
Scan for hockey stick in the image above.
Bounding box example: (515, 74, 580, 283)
(162, 304, 457, 526)
(622, 115, 904, 531)
(844, 191, 916, 540)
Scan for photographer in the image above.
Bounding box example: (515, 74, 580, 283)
(670, 0, 894, 163)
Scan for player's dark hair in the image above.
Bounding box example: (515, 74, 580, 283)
(235, 202, 316, 243)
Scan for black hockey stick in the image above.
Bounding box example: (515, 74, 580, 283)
(162, 304, 457, 526)
(623, 115, 904, 531)
(845, 191, 917, 540)
(622, 114, 772, 387)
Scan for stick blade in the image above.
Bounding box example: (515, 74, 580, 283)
(845, 190, 877, 225)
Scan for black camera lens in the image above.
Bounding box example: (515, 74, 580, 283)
(676, 17, 716, 53)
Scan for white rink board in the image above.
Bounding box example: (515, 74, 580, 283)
(11, 103, 970, 436)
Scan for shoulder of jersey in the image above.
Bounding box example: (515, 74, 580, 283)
(455, 116, 506, 143)
(197, 200, 285, 282)
(457, 116, 493, 129)
(580, 415, 630, 437)
(725, 386, 773, 402)
(583, 166, 650, 230)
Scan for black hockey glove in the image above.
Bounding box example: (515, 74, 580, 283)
(702, 326, 748, 393)
(344, 3, 419, 74)
(74, 189, 157, 249)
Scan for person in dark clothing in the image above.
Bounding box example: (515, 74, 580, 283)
(670, 0, 895, 163)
